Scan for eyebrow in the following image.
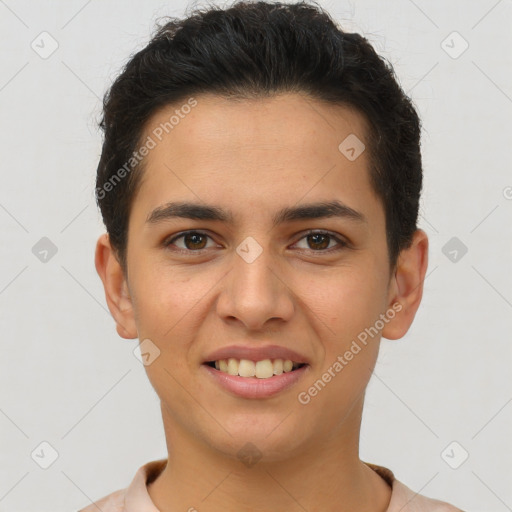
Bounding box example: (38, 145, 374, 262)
(146, 199, 367, 227)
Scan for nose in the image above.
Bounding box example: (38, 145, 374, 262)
(215, 241, 295, 332)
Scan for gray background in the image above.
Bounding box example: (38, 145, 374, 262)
(0, 0, 511, 511)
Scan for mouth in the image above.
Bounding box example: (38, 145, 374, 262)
(201, 358, 310, 399)
(203, 358, 308, 379)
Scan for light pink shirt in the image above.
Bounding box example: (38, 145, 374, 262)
(78, 459, 464, 512)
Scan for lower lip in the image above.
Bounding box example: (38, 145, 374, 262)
(201, 364, 309, 399)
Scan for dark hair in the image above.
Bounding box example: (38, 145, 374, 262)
(96, 0, 422, 274)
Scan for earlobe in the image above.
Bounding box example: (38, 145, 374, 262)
(94, 234, 138, 340)
(381, 229, 429, 341)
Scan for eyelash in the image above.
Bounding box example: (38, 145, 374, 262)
(163, 230, 348, 255)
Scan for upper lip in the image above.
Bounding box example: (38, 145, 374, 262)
(203, 344, 309, 364)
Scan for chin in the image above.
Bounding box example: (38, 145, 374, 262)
(201, 416, 311, 465)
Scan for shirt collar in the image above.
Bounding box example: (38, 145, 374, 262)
(123, 458, 431, 512)
(124, 458, 167, 512)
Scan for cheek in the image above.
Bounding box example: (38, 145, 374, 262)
(131, 271, 204, 399)
(296, 271, 384, 420)
(301, 262, 386, 345)
(131, 263, 201, 337)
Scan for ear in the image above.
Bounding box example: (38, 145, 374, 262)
(381, 229, 429, 340)
(95, 233, 138, 339)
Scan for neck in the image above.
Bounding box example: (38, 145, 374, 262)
(147, 400, 392, 512)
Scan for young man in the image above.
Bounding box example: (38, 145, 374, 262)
(86, 1, 464, 510)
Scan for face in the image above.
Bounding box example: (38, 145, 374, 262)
(97, 92, 426, 462)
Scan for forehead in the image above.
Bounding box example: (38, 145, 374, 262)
(143, 92, 369, 159)
(132, 93, 383, 230)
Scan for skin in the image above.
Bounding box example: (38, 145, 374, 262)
(95, 92, 428, 512)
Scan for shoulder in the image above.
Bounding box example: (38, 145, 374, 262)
(78, 487, 126, 512)
(76, 458, 167, 512)
(364, 462, 465, 512)
(391, 478, 465, 511)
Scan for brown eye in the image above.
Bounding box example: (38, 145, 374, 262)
(307, 233, 330, 250)
(183, 232, 208, 250)
(165, 231, 214, 251)
(294, 230, 347, 252)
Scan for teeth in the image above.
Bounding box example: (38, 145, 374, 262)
(273, 359, 283, 375)
(227, 358, 239, 376)
(255, 359, 274, 378)
(211, 358, 302, 379)
(238, 359, 256, 377)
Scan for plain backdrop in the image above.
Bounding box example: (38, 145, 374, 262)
(0, 1, 511, 511)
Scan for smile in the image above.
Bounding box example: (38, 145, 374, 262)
(202, 359, 309, 399)
(205, 358, 306, 379)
